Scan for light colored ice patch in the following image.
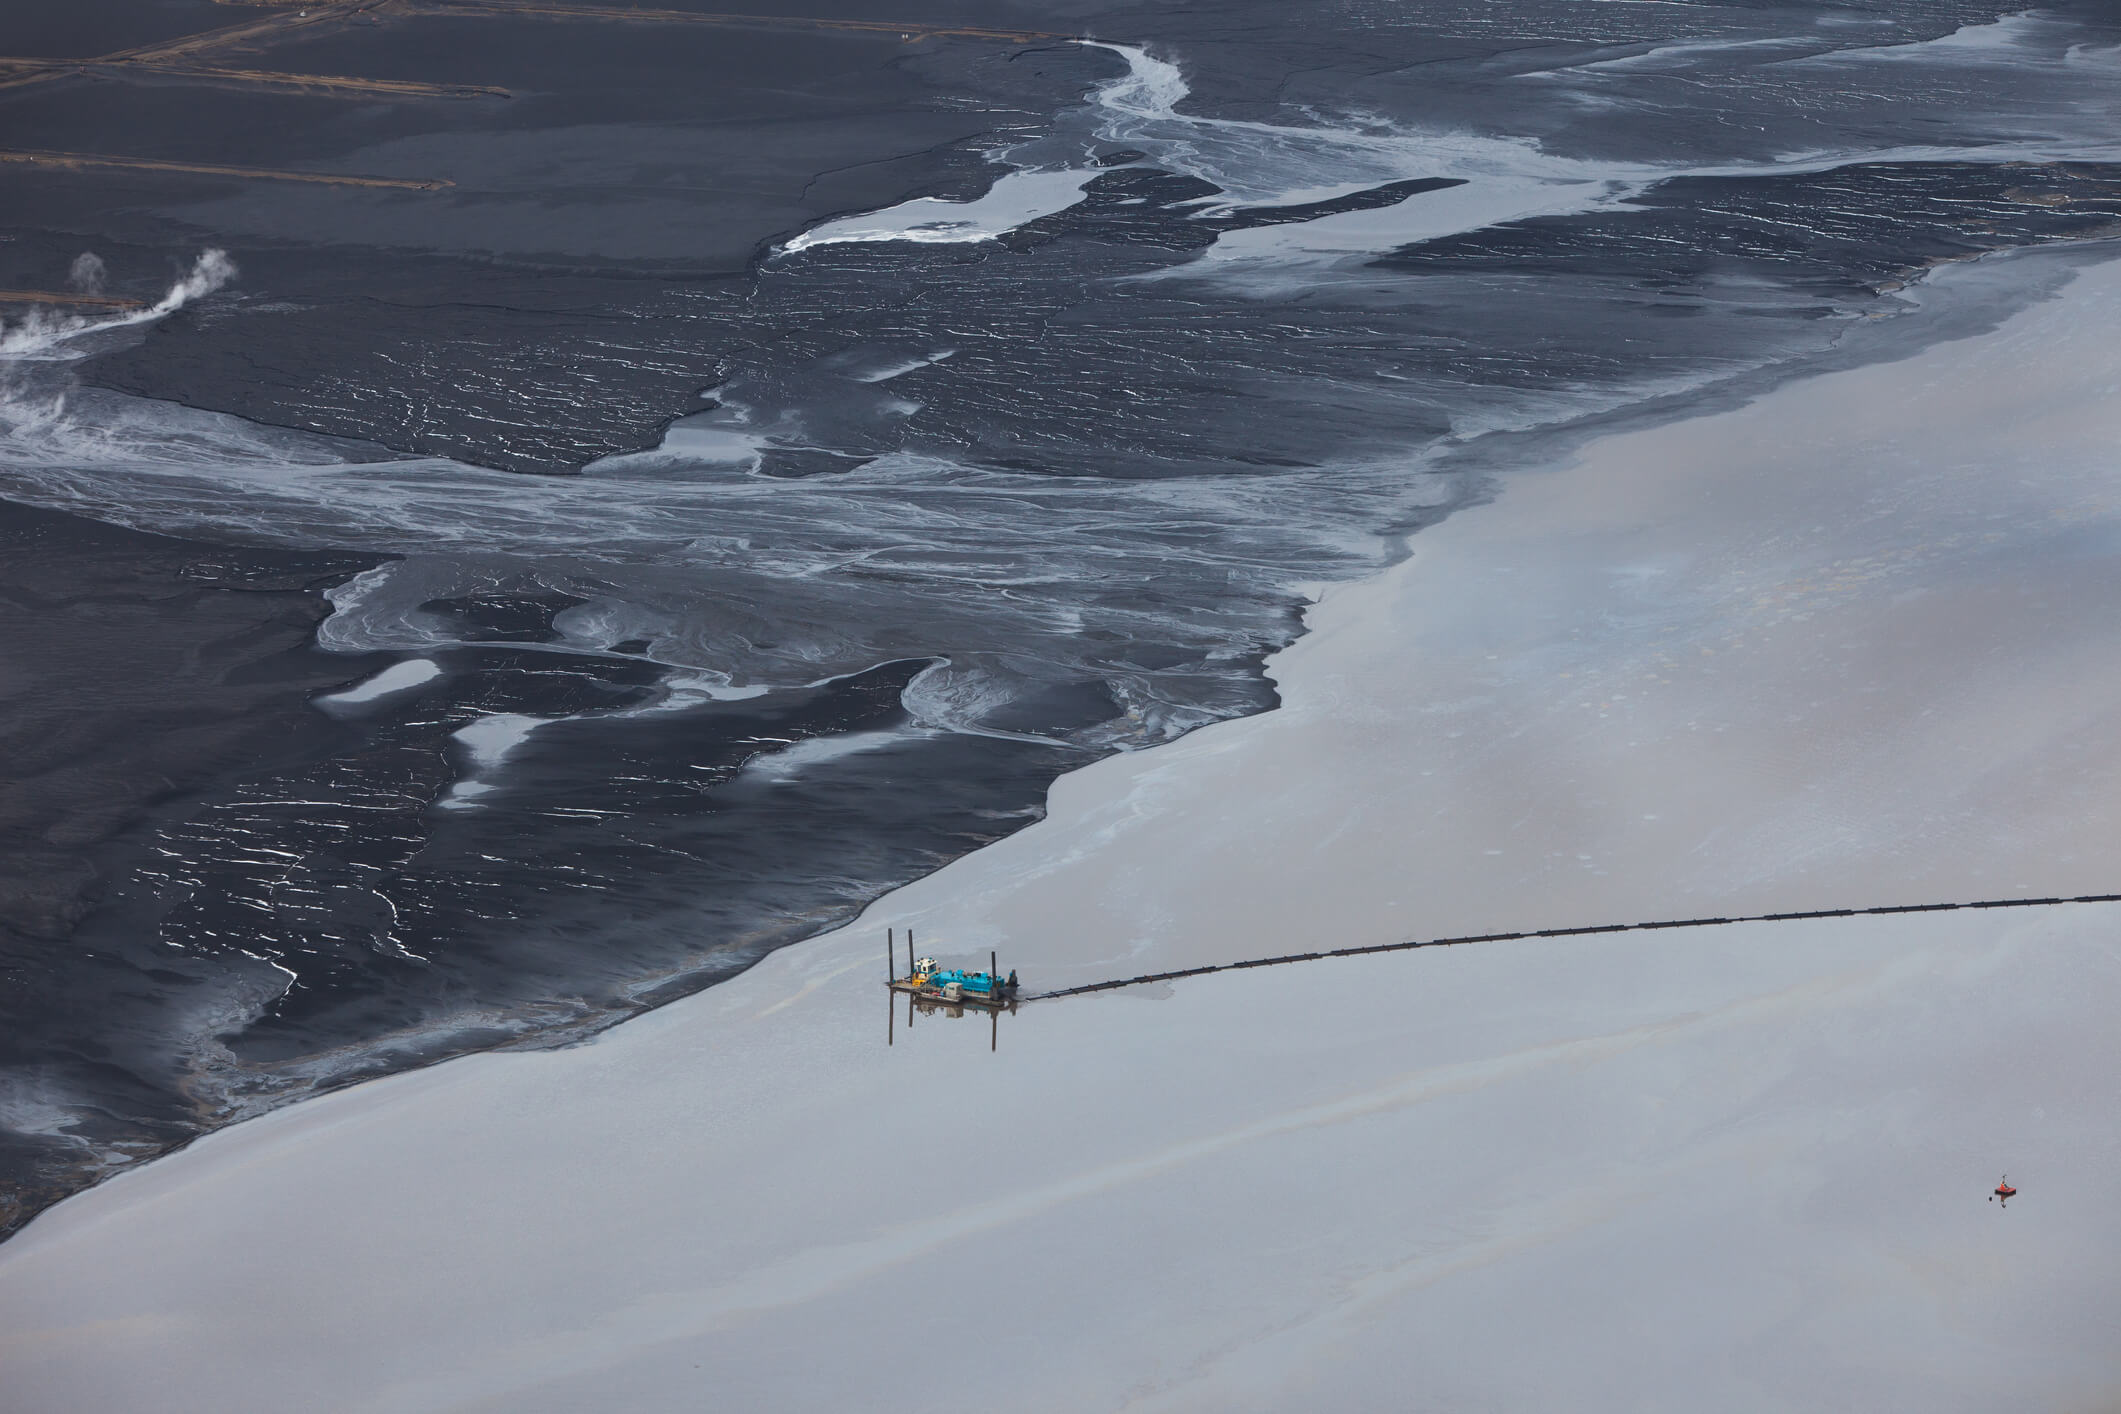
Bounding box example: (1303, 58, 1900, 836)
(453, 712, 543, 768)
(1072, 43, 1668, 265)
(438, 712, 547, 810)
(1200, 177, 1408, 213)
(1177, 121, 2121, 276)
(776, 169, 1099, 255)
(655, 423, 765, 464)
(770, 42, 1184, 257)
(315, 658, 442, 711)
(743, 728, 918, 782)
(1199, 172, 1639, 270)
(649, 419, 776, 470)
(1078, 34, 2121, 276)
(1809, 10, 2060, 63)
(438, 782, 495, 809)
(1541, 35, 1829, 75)
(579, 396, 784, 474)
(577, 416, 768, 476)
(646, 670, 770, 712)
(850, 349, 955, 383)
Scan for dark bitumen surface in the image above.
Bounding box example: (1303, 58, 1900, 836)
(0, 0, 1120, 1235)
(3, 4, 1120, 472)
(0, 499, 382, 1235)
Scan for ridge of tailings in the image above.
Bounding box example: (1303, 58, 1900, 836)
(1025, 892, 2121, 1001)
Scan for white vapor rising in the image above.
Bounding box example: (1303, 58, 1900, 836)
(66, 253, 106, 296)
(0, 249, 237, 360)
(154, 249, 237, 313)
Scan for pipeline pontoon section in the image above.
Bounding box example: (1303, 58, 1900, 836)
(1025, 891, 2121, 1001)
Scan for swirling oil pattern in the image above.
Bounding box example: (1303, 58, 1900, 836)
(3, 0, 2119, 1232)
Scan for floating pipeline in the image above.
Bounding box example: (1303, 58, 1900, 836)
(1024, 892, 2121, 1001)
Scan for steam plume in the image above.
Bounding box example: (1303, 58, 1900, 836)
(149, 249, 238, 317)
(67, 253, 107, 296)
(1, 249, 237, 359)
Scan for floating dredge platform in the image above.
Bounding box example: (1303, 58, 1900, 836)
(889, 959, 1018, 1012)
(886, 929, 1018, 1047)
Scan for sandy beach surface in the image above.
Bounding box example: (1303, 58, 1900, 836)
(4, 246, 2119, 1411)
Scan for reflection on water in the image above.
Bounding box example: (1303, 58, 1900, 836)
(890, 989, 1018, 1052)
